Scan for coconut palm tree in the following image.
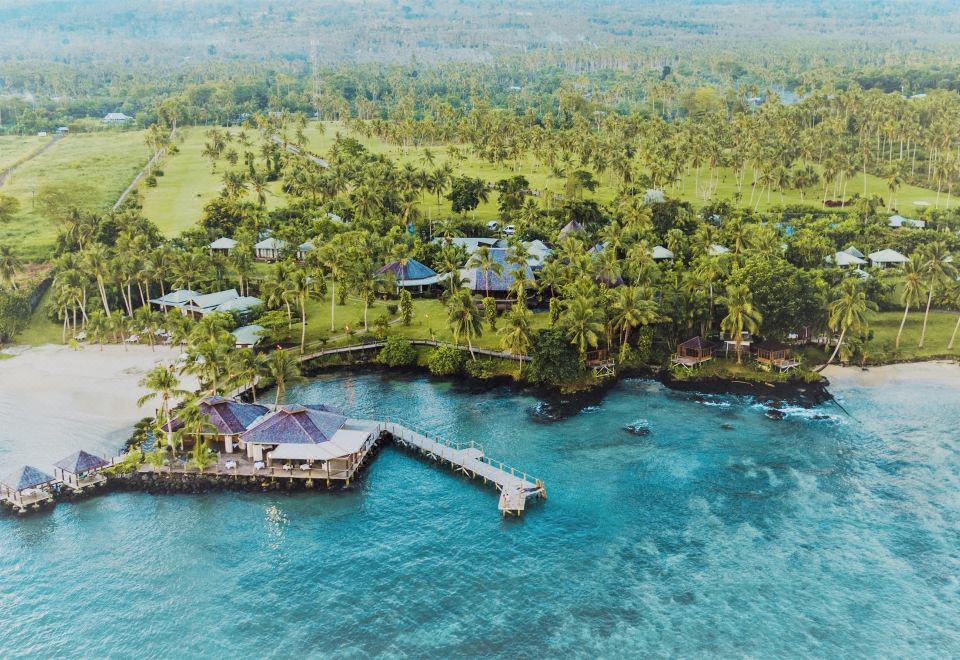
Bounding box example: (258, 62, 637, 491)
(447, 288, 483, 359)
(818, 279, 877, 371)
(137, 365, 190, 450)
(499, 303, 532, 375)
(265, 348, 303, 405)
(947, 284, 960, 351)
(83, 243, 113, 314)
(895, 257, 923, 349)
(0, 244, 22, 290)
(719, 284, 762, 364)
(467, 246, 504, 299)
(611, 286, 659, 356)
(286, 268, 316, 353)
(561, 295, 604, 360)
(917, 242, 957, 348)
(227, 348, 266, 403)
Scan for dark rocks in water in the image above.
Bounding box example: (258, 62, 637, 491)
(622, 420, 652, 436)
(811, 414, 832, 421)
(720, 423, 735, 430)
(765, 408, 786, 420)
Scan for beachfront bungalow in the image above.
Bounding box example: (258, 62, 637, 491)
(179, 289, 240, 318)
(214, 296, 263, 322)
(166, 395, 270, 454)
(377, 258, 442, 294)
(150, 289, 199, 311)
(209, 237, 238, 255)
(888, 214, 926, 229)
(0, 466, 57, 512)
(753, 342, 801, 372)
(869, 249, 909, 268)
(460, 248, 535, 298)
(720, 330, 753, 358)
(671, 336, 717, 368)
(297, 241, 315, 261)
(231, 324, 265, 348)
(53, 450, 110, 492)
(255, 237, 285, 261)
(651, 245, 674, 261)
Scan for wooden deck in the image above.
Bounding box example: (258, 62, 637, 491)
(2, 489, 54, 513)
(381, 420, 546, 515)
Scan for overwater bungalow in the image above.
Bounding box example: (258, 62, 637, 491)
(671, 336, 717, 368)
(53, 450, 110, 492)
(166, 395, 269, 453)
(753, 342, 801, 372)
(1, 466, 57, 512)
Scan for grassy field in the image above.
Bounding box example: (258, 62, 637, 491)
(300, 121, 946, 219)
(0, 135, 50, 172)
(139, 128, 287, 236)
(0, 131, 150, 259)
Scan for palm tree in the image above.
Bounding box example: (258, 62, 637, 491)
(227, 348, 266, 403)
(500, 303, 533, 375)
(611, 286, 659, 356)
(818, 279, 876, 371)
(467, 246, 503, 299)
(266, 348, 303, 405)
(895, 258, 923, 349)
(719, 284, 762, 364)
(447, 289, 483, 359)
(137, 365, 189, 450)
(561, 295, 604, 360)
(917, 242, 957, 348)
(0, 244, 22, 290)
(188, 438, 218, 474)
(83, 244, 113, 314)
(287, 268, 316, 353)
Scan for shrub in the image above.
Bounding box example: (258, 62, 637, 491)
(483, 296, 497, 330)
(377, 336, 416, 367)
(399, 290, 413, 326)
(464, 358, 497, 379)
(145, 174, 158, 187)
(528, 328, 584, 386)
(387, 304, 399, 315)
(427, 345, 465, 375)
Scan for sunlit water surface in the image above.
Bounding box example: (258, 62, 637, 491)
(1, 373, 958, 657)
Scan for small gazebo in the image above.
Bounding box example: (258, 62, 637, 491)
(672, 337, 717, 368)
(753, 342, 801, 372)
(53, 450, 111, 492)
(1, 466, 57, 512)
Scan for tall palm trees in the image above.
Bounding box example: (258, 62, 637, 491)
(917, 242, 957, 348)
(137, 365, 189, 450)
(611, 286, 659, 357)
(286, 268, 316, 353)
(895, 257, 923, 349)
(719, 284, 762, 364)
(0, 244, 21, 290)
(447, 289, 483, 359)
(500, 303, 532, 375)
(467, 246, 503, 299)
(266, 348, 303, 405)
(819, 279, 876, 371)
(561, 296, 604, 360)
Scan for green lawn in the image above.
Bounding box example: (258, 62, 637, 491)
(15, 287, 65, 345)
(140, 128, 287, 236)
(863, 310, 959, 362)
(0, 131, 150, 259)
(0, 134, 50, 172)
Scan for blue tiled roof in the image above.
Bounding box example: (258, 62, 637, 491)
(462, 248, 535, 293)
(241, 405, 347, 445)
(2, 465, 55, 491)
(54, 450, 109, 474)
(377, 258, 437, 282)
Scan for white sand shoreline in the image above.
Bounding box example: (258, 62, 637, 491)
(0, 344, 197, 469)
(821, 360, 959, 390)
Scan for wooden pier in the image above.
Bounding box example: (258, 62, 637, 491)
(380, 420, 546, 516)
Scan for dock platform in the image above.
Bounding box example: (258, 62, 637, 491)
(381, 420, 546, 515)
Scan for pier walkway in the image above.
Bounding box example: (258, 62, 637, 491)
(300, 339, 529, 364)
(381, 420, 546, 515)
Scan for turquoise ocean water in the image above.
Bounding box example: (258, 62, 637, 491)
(0, 372, 958, 657)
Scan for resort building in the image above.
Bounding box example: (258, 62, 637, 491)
(432, 237, 505, 255)
(869, 249, 910, 268)
(709, 244, 730, 256)
(1, 466, 57, 512)
(208, 237, 238, 255)
(151, 289, 262, 319)
(103, 112, 132, 124)
(459, 248, 535, 298)
(53, 450, 110, 492)
(827, 251, 867, 268)
(231, 324, 265, 348)
(297, 241, 315, 261)
(523, 240, 553, 268)
(254, 237, 285, 261)
(150, 289, 199, 311)
(166, 395, 270, 454)
(651, 245, 674, 260)
(377, 258, 443, 294)
(753, 342, 801, 372)
(559, 220, 584, 237)
(179, 289, 242, 317)
(239, 405, 376, 482)
(888, 214, 925, 229)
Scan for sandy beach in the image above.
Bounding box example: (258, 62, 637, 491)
(822, 360, 960, 390)
(0, 344, 196, 470)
